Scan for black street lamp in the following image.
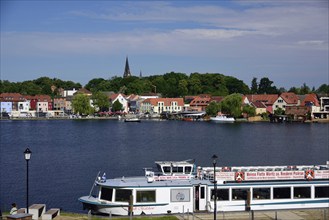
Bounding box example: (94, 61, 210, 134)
(24, 148, 32, 213)
(212, 154, 218, 220)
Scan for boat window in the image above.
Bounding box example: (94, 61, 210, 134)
(273, 187, 291, 199)
(100, 188, 113, 202)
(185, 166, 192, 174)
(294, 187, 311, 199)
(172, 166, 184, 173)
(315, 186, 329, 198)
(253, 188, 270, 200)
(115, 189, 132, 202)
(200, 187, 205, 199)
(171, 189, 190, 202)
(232, 188, 249, 200)
(163, 166, 171, 173)
(211, 189, 229, 201)
(136, 190, 156, 203)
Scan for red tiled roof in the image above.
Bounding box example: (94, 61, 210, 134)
(0, 93, 26, 102)
(77, 88, 92, 95)
(300, 93, 320, 107)
(190, 97, 211, 106)
(280, 92, 299, 105)
(210, 96, 224, 103)
(245, 94, 279, 105)
(251, 101, 267, 108)
(143, 98, 184, 106)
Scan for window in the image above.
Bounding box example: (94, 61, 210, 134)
(171, 189, 190, 202)
(315, 186, 329, 198)
(115, 189, 132, 202)
(163, 166, 171, 173)
(274, 187, 291, 199)
(253, 188, 270, 200)
(294, 187, 311, 199)
(100, 188, 113, 201)
(184, 166, 192, 174)
(211, 189, 229, 201)
(172, 166, 183, 173)
(136, 190, 156, 203)
(200, 187, 205, 199)
(232, 188, 249, 200)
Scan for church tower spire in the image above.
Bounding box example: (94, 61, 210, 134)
(123, 56, 132, 78)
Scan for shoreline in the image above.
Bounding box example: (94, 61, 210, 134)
(2, 208, 328, 220)
(1, 116, 329, 123)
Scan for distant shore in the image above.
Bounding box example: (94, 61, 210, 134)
(1, 116, 329, 123)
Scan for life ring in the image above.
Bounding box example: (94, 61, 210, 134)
(235, 172, 244, 182)
(305, 170, 314, 180)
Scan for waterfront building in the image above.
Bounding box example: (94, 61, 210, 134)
(246, 94, 279, 114)
(189, 96, 211, 111)
(251, 101, 267, 115)
(273, 92, 299, 112)
(109, 93, 128, 113)
(0, 93, 27, 111)
(29, 95, 52, 111)
(0, 101, 12, 113)
(17, 101, 30, 112)
(53, 98, 66, 111)
(61, 88, 77, 97)
(140, 98, 184, 114)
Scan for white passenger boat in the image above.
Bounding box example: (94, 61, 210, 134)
(210, 115, 235, 122)
(79, 160, 329, 216)
(124, 118, 141, 122)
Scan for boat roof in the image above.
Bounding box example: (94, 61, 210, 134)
(98, 176, 210, 188)
(155, 159, 195, 166)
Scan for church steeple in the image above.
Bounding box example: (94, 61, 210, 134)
(123, 56, 132, 78)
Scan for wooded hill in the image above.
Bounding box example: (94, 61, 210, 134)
(1, 72, 328, 97)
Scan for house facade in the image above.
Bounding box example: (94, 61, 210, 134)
(246, 94, 279, 114)
(17, 101, 30, 112)
(273, 92, 299, 112)
(140, 98, 184, 114)
(110, 93, 128, 113)
(0, 102, 12, 113)
(189, 97, 210, 111)
(0, 93, 27, 111)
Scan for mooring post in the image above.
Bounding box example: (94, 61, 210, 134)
(88, 210, 91, 220)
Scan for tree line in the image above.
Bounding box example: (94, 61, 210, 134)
(1, 73, 328, 97)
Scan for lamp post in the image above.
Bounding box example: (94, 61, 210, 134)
(212, 154, 218, 220)
(24, 148, 32, 213)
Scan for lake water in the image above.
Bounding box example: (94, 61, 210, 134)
(0, 120, 328, 213)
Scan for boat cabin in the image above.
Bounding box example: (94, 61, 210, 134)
(155, 159, 196, 176)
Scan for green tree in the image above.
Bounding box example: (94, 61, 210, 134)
(274, 107, 285, 115)
(258, 77, 278, 94)
(91, 92, 110, 112)
(316, 84, 329, 94)
(300, 83, 310, 95)
(225, 76, 250, 94)
(72, 94, 93, 115)
(250, 77, 258, 94)
(219, 93, 242, 118)
(112, 100, 123, 112)
(188, 74, 202, 95)
(85, 78, 107, 91)
(242, 105, 256, 117)
(205, 101, 221, 116)
(288, 87, 300, 94)
(178, 79, 188, 97)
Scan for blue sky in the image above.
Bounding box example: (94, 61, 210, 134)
(1, 0, 328, 89)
